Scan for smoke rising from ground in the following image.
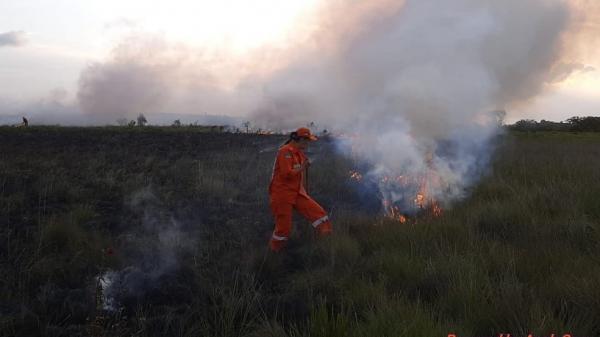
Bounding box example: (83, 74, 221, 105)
(75, 0, 582, 211)
(26, 0, 586, 214)
(101, 187, 196, 309)
(250, 0, 572, 210)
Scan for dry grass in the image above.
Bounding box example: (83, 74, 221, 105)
(1, 127, 600, 336)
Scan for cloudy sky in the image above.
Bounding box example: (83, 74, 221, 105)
(0, 0, 319, 99)
(0, 0, 598, 124)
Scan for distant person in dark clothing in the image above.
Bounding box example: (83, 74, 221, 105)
(16, 117, 28, 127)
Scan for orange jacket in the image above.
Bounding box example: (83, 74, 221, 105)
(269, 143, 309, 202)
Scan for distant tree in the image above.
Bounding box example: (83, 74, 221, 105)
(128, 120, 136, 127)
(243, 121, 250, 133)
(172, 119, 181, 127)
(510, 119, 538, 132)
(567, 116, 583, 127)
(567, 116, 600, 132)
(137, 114, 147, 127)
(508, 117, 584, 132)
(116, 118, 128, 126)
(539, 119, 569, 131)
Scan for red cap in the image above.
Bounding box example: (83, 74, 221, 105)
(296, 127, 318, 141)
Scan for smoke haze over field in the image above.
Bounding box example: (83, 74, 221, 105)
(101, 187, 197, 309)
(2, 0, 599, 209)
(1, 0, 597, 126)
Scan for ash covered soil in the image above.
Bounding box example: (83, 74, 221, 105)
(2, 126, 600, 337)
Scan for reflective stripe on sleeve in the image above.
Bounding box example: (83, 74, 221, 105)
(271, 233, 288, 241)
(311, 215, 329, 228)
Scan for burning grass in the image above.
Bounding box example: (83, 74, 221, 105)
(1, 127, 600, 336)
(348, 166, 444, 224)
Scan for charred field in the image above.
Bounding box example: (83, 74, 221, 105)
(1, 126, 600, 337)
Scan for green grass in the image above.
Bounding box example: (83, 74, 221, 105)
(1, 127, 599, 336)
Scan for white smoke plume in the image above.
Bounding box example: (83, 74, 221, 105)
(76, 0, 584, 213)
(548, 62, 596, 83)
(250, 0, 571, 212)
(100, 187, 196, 310)
(77, 33, 268, 123)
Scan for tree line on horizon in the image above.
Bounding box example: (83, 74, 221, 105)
(508, 116, 600, 132)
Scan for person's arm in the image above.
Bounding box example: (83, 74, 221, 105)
(277, 150, 308, 179)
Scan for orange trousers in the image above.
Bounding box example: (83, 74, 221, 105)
(269, 194, 332, 252)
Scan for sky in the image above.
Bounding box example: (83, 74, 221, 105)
(0, 0, 319, 100)
(0, 0, 598, 124)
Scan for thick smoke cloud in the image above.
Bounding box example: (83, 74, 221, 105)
(76, 0, 577, 212)
(564, 0, 600, 66)
(249, 0, 571, 211)
(0, 30, 26, 47)
(77, 34, 268, 123)
(549, 62, 596, 83)
(0, 89, 84, 126)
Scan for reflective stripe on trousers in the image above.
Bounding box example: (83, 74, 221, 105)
(271, 233, 288, 241)
(311, 215, 329, 228)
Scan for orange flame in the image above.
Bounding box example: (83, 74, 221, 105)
(347, 150, 444, 223)
(388, 205, 407, 223)
(349, 170, 363, 181)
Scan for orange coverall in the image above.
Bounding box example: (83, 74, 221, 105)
(268, 143, 332, 251)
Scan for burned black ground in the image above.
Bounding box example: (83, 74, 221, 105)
(1, 126, 600, 337)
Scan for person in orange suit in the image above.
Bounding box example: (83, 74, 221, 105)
(268, 127, 332, 252)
